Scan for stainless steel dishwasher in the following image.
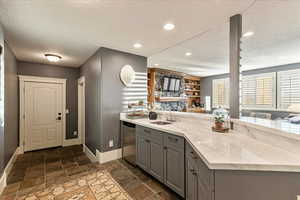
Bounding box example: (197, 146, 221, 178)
(121, 121, 136, 165)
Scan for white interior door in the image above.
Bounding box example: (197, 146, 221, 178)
(24, 81, 63, 151)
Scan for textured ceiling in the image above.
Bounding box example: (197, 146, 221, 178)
(148, 0, 300, 76)
(0, 0, 254, 67)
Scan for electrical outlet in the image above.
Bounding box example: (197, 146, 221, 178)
(297, 195, 300, 200)
(73, 131, 78, 136)
(109, 140, 114, 147)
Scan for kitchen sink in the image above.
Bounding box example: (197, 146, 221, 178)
(150, 121, 172, 125)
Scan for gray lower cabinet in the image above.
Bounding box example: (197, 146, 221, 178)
(164, 134, 185, 196)
(135, 125, 300, 200)
(149, 135, 164, 182)
(136, 134, 150, 171)
(186, 156, 199, 200)
(136, 125, 185, 197)
(186, 141, 214, 200)
(136, 129, 164, 182)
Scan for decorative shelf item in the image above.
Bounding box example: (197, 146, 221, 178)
(126, 100, 147, 119)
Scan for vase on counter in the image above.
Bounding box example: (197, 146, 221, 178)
(149, 111, 158, 120)
(212, 107, 230, 133)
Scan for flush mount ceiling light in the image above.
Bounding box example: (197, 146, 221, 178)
(185, 52, 192, 56)
(133, 43, 142, 48)
(45, 54, 61, 62)
(243, 31, 254, 37)
(164, 23, 175, 31)
(154, 64, 159, 66)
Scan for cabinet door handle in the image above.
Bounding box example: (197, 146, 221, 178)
(190, 169, 197, 175)
(145, 139, 150, 143)
(163, 146, 167, 150)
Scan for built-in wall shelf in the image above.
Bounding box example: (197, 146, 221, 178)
(184, 89, 200, 92)
(148, 68, 202, 113)
(184, 76, 201, 112)
(155, 97, 188, 102)
(187, 96, 201, 98)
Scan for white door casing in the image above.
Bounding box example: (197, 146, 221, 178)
(78, 76, 85, 147)
(19, 76, 66, 153)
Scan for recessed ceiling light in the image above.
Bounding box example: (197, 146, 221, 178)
(133, 43, 142, 48)
(243, 31, 254, 37)
(164, 23, 175, 31)
(185, 52, 192, 56)
(45, 54, 61, 62)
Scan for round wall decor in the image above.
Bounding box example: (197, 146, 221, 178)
(120, 65, 135, 86)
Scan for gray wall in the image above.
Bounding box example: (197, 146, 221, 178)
(100, 48, 147, 152)
(0, 24, 19, 175)
(80, 47, 147, 153)
(79, 50, 102, 154)
(18, 62, 80, 139)
(4, 43, 18, 166)
(200, 63, 300, 118)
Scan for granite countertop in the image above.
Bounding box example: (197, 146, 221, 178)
(120, 113, 300, 172)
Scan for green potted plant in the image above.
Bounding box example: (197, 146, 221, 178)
(138, 100, 144, 106)
(214, 115, 225, 129)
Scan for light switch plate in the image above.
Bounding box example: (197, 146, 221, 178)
(297, 195, 300, 200)
(109, 140, 114, 147)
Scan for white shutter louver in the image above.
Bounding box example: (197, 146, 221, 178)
(241, 73, 276, 109)
(278, 69, 300, 110)
(213, 78, 229, 108)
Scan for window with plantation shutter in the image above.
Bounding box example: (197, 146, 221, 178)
(241, 73, 276, 109)
(278, 69, 300, 110)
(212, 78, 229, 108)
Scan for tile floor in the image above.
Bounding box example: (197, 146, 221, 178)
(0, 145, 182, 200)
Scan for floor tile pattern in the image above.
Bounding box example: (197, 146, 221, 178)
(0, 145, 182, 200)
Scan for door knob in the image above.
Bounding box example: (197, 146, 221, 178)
(56, 117, 61, 120)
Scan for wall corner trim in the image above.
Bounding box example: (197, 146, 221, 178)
(83, 144, 98, 163)
(98, 149, 122, 164)
(0, 147, 21, 195)
(83, 145, 122, 164)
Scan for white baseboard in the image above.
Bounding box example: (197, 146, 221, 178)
(83, 144, 98, 163)
(63, 138, 82, 147)
(83, 145, 122, 164)
(0, 147, 21, 195)
(98, 148, 122, 164)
